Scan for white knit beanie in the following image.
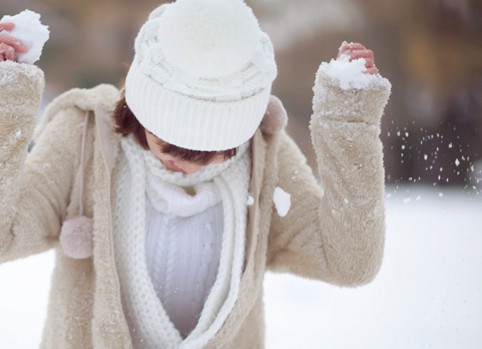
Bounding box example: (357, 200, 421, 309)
(125, 0, 278, 151)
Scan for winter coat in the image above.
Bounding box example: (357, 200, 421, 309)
(0, 60, 391, 348)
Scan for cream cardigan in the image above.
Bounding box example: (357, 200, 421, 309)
(0, 60, 391, 348)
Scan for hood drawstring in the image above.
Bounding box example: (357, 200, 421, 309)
(59, 112, 94, 259)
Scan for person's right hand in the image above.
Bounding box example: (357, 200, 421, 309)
(0, 22, 28, 62)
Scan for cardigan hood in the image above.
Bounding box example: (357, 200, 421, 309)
(34, 84, 122, 172)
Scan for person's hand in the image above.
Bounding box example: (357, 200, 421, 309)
(337, 42, 378, 75)
(0, 22, 28, 62)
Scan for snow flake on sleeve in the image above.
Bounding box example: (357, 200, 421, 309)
(246, 195, 254, 206)
(273, 187, 291, 217)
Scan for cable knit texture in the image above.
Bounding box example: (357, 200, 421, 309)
(145, 197, 223, 339)
(113, 135, 250, 348)
(0, 59, 391, 348)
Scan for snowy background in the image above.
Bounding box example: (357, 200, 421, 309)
(0, 185, 480, 349)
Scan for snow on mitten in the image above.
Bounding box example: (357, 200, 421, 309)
(260, 95, 288, 134)
(59, 215, 94, 259)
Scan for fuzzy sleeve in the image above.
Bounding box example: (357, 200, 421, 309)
(0, 61, 82, 263)
(266, 65, 391, 287)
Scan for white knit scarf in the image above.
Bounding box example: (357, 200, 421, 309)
(113, 135, 251, 349)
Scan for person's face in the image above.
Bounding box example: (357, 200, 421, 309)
(144, 130, 227, 174)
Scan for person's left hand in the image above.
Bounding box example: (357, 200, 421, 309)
(337, 42, 378, 75)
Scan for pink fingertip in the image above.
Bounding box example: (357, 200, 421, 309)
(0, 22, 14, 31)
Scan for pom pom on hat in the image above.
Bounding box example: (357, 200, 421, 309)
(158, 0, 261, 78)
(59, 216, 94, 259)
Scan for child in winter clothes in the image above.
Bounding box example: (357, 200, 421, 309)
(0, 0, 391, 348)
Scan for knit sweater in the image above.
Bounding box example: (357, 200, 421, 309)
(145, 193, 224, 339)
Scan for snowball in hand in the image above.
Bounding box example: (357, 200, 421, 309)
(318, 42, 379, 90)
(0, 10, 50, 64)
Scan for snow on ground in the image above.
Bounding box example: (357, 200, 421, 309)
(265, 185, 482, 348)
(0, 185, 480, 348)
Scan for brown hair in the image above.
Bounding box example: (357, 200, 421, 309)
(112, 95, 237, 165)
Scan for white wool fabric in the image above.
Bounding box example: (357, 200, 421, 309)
(113, 135, 251, 349)
(125, 0, 277, 151)
(157, 0, 261, 78)
(145, 180, 224, 339)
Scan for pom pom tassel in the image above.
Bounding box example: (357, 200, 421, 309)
(260, 95, 288, 134)
(60, 216, 94, 259)
(59, 113, 93, 259)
